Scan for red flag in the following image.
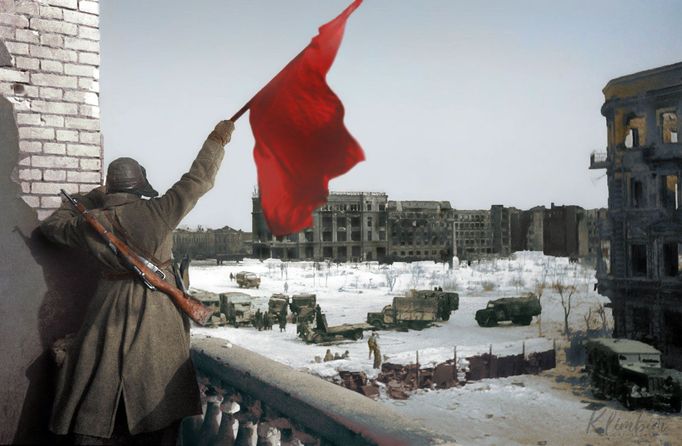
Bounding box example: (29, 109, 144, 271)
(248, 0, 365, 237)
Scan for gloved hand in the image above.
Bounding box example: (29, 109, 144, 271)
(208, 120, 235, 146)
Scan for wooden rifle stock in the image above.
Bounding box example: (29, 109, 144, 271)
(61, 189, 213, 326)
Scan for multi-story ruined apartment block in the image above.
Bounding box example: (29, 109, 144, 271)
(592, 62, 682, 369)
(491, 205, 518, 257)
(252, 192, 389, 262)
(387, 200, 453, 262)
(452, 209, 492, 261)
(543, 204, 584, 259)
(172, 226, 251, 260)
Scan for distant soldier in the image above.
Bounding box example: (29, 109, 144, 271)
(368, 331, 378, 359)
(229, 272, 234, 281)
(372, 342, 382, 369)
(324, 349, 334, 362)
(279, 307, 287, 332)
(255, 309, 262, 331)
(334, 352, 342, 360)
(315, 304, 325, 330)
(342, 350, 350, 359)
(284, 281, 289, 294)
(263, 311, 270, 330)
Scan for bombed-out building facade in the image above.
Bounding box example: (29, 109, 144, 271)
(252, 193, 606, 264)
(252, 192, 390, 262)
(593, 62, 682, 369)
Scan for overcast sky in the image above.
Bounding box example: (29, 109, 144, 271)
(99, 0, 682, 231)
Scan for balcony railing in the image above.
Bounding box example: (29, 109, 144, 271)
(589, 151, 608, 169)
(184, 335, 453, 445)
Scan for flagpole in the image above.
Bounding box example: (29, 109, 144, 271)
(230, 101, 251, 122)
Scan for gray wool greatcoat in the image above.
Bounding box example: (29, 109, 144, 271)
(41, 136, 225, 438)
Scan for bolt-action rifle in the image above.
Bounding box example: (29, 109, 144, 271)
(60, 189, 213, 326)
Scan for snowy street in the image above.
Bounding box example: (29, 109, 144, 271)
(190, 252, 681, 445)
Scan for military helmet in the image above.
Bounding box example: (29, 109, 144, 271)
(106, 157, 158, 198)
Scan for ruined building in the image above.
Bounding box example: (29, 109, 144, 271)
(592, 61, 682, 369)
(387, 200, 453, 262)
(252, 192, 389, 262)
(452, 209, 492, 261)
(172, 226, 251, 260)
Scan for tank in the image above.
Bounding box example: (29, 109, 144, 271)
(475, 294, 541, 327)
(585, 338, 682, 412)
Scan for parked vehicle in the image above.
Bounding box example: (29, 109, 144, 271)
(235, 271, 261, 289)
(290, 293, 317, 322)
(366, 289, 458, 330)
(585, 338, 682, 412)
(299, 322, 371, 344)
(219, 292, 254, 327)
(268, 293, 289, 314)
(475, 294, 541, 327)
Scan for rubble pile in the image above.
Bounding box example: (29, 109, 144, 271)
(336, 371, 379, 399)
(377, 360, 459, 399)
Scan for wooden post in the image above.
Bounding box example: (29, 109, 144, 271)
(453, 346, 457, 382)
(522, 340, 526, 359)
(488, 344, 493, 379)
(416, 350, 420, 389)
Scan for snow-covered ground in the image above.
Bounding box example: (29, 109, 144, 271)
(189, 252, 682, 444)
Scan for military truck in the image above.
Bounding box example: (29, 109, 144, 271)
(475, 294, 541, 327)
(585, 338, 682, 412)
(235, 271, 261, 289)
(297, 308, 370, 343)
(366, 289, 458, 330)
(188, 288, 227, 326)
(219, 292, 254, 327)
(289, 293, 317, 323)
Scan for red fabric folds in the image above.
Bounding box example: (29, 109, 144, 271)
(249, 0, 365, 237)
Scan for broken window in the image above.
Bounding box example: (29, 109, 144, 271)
(322, 231, 332, 242)
(351, 231, 361, 242)
(662, 242, 682, 277)
(322, 216, 332, 228)
(630, 244, 647, 277)
(287, 234, 298, 242)
(337, 231, 346, 242)
(661, 175, 679, 209)
(351, 217, 360, 227)
(304, 232, 314, 242)
(304, 246, 314, 258)
(632, 306, 650, 339)
(366, 202, 372, 211)
(601, 240, 611, 275)
(337, 246, 347, 259)
(367, 216, 373, 227)
(661, 111, 678, 144)
(664, 311, 682, 347)
(351, 246, 361, 258)
(367, 230, 372, 241)
(323, 247, 333, 258)
(630, 178, 644, 208)
(624, 116, 645, 148)
(379, 231, 386, 241)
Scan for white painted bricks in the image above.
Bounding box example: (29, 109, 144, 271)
(1, 0, 102, 219)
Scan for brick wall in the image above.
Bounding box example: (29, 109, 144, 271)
(0, 0, 101, 220)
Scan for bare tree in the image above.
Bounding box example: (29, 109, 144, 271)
(552, 279, 577, 338)
(409, 264, 423, 290)
(385, 268, 398, 292)
(596, 303, 609, 333)
(583, 307, 594, 332)
(534, 264, 550, 336)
